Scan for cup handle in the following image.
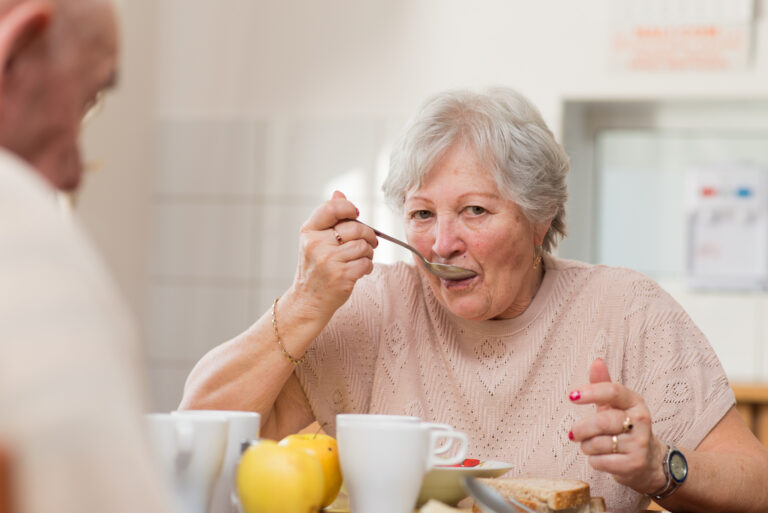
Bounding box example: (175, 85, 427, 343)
(426, 430, 468, 469)
(422, 422, 454, 455)
(174, 420, 194, 471)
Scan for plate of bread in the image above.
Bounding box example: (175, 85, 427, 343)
(419, 477, 608, 513)
(470, 477, 605, 513)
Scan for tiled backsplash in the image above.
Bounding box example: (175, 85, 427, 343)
(146, 118, 401, 411)
(154, 121, 265, 197)
(150, 202, 257, 280)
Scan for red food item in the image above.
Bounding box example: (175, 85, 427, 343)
(438, 458, 482, 468)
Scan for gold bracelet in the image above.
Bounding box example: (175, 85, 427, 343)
(271, 297, 306, 365)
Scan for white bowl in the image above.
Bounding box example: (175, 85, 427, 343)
(416, 460, 514, 506)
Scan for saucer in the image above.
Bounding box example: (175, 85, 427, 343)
(417, 460, 514, 506)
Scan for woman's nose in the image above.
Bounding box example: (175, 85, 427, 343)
(431, 218, 465, 260)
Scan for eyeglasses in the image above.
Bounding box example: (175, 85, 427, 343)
(81, 90, 106, 127)
(79, 91, 109, 177)
(59, 90, 112, 209)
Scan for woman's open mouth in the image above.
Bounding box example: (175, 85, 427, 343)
(440, 274, 479, 289)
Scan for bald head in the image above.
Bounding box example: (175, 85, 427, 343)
(0, 0, 118, 190)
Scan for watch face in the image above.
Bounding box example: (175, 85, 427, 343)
(669, 451, 688, 482)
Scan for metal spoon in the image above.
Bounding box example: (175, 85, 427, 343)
(462, 476, 538, 513)
(353, 220, 477, 280)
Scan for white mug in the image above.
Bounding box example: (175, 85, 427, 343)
(172, 410, 261, 513)
(145, 413, 228, 513)
(335, 414, 456, 454)
(337, 414, 468, 513)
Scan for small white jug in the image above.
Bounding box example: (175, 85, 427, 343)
(145, 413, 228, 513)
(172, 410, 261, 513)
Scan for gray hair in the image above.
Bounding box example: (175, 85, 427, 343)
(382, 87, 569, 252)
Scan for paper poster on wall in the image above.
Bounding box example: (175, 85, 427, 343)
(609, 0, 755, 71)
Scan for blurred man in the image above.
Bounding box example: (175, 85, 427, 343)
(0, 0, 175, 511)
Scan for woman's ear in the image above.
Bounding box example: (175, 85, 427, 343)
(0, 1, 52, 78)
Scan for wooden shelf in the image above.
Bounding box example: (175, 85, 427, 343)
(732, 383, 768, 403)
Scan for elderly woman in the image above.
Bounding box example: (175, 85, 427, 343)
(181, 88, 768, 512)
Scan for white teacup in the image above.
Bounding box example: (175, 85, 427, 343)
(145, 413, 228, 513)
(172, 410, 261, 513)
(335, 414, 456, 454)
(337, 414, 468, 513)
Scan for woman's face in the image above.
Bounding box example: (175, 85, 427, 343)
(403, 143, 548, 320)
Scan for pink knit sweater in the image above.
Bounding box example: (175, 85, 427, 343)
(296, 254, 734, 512)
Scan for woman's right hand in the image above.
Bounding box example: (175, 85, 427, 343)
(289, 190, 378, 321)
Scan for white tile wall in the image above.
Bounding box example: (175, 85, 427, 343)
(149, 202, 257, 280)
(147, 118, 269, 411)
(251, 284, 291, 323)
(147, 364, 194, 413)
(146, 117, 397, 410)
(155, 120, 265, 197)
(263, 119, 383, 199)
(155, 0, 266, 119)
(253, 199, 316, 288)
(146, 283, 251, 362)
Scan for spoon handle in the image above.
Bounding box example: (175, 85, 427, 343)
(352, 220, 427, 265)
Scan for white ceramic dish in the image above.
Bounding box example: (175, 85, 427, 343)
(416, 460, 514, 506)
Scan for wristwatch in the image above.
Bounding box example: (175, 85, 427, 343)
(648, 441, 688, 501)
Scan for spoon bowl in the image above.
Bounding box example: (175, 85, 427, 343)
(354, 220, 477, 281)
(424, 262, 478, 281)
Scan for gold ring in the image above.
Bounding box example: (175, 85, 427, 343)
(333, 229, 343, 244)
(611, 434, 619, 453)
(622, 416, 633, 433)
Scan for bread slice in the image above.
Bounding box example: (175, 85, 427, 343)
(470, 499, 602, 513)
(476, 478, 590, 511)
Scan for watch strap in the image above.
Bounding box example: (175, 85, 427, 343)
(647, 441, 684, 501)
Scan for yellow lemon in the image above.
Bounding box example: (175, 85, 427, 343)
(236, 439, 324, 513)
(279, 433, 343, 508)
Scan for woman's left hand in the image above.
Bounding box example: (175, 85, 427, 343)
(568, 358, 668, 495)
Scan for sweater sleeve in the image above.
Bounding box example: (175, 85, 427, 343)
(618, 273, 735, 450)
(294, 264, 389, 434)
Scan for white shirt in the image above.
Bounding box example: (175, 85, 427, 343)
(0, 150, 176, 512)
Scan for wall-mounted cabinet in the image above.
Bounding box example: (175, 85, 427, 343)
(561, 99, 768, 382)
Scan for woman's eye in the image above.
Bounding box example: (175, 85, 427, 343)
(410, 210, 433, 220)
(466, 206, 486, 216)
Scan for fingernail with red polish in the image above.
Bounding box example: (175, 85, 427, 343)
(569, 390, 581, 401)
(355, 207, 360, 217)
(568, 430, 574, 441)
